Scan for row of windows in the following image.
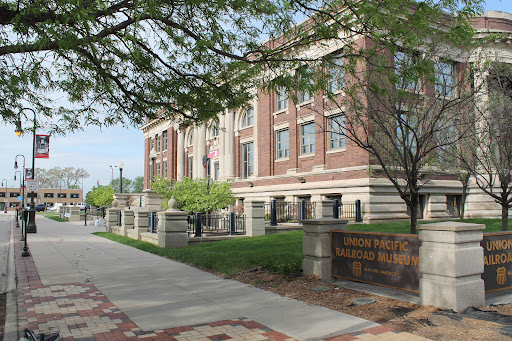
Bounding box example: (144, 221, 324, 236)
(240, 115, 346, 178)
(151, 130, 168, 153)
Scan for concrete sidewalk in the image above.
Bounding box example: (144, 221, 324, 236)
(11, 216, 430, 340)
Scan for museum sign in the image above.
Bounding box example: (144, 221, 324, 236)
(331, 230, 420, 293)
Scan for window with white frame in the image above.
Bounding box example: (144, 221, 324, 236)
(327, 52, 344, 93)
(156, 134, 161, 152)
(276, 129, 289, 159)
(435, 60, 455, 97)
(275, 87, 288, 111)
(156, 162, 161, 176)
(213, 162, 220, 180)
(327, 115, 346, 151)
(299, 67, 314, 103)
(211, 121, 220, 137)
(163, 160, 167, 176)
(394, 51, 421, 92)
(241, 142, 254, 179)
(163, 130, 168, 150)
(188, 156, 193, 178)
(187, 131, 193, 146)
(241, 107, 254, 128)
(396, 111, 417, 153)
(300, 122, 315, 155)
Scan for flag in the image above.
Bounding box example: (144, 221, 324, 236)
(35, 135, 50, 158)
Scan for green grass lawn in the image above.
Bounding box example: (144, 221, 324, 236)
(93, 231, 304, 276)
(94, 218, 511, 277)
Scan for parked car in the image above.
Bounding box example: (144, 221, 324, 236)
(34, 204, 46, 212)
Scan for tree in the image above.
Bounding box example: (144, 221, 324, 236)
(456, 62, 512, 231)
(110, 177, 133, 193)
(132, 176, 144, 193)
(85, 185, 115, 207)
(36, 167, 90, 189)
(152, 176, 235, 213)
(1, 0, 483, 133)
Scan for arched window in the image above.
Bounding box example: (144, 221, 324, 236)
(241, 106, 254, 128)
(211, 121, 220, 138)
(187, 131, 194, 146)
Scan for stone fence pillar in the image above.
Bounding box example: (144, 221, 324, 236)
(418, 222, 485, 312)
(121, 210, 134, 236)
(245, 201, 265, 236)
(133, 211, 149, 239)
(105, 208, 121, 232)
(302, 218, 348, 282)
(315, 200, 333, 218)
(157, 199, 188, 248)
(69, 207, 80, 222)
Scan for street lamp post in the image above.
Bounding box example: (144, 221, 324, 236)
(118, 162, 124, 193)
(16, 108, 37, 237)
(14, 155, 26, 236)
(149, 148, 157, 185)
(14, 170, 23, 228)
(109, 165, 117, 189)
(1, 179, 7, 213)
(59, 179, 66, 205)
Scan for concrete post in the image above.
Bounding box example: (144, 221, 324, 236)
(157, 199, 189, 248)
(133, 210, 149, 240)
(315, 200, 334, 218)
(303, 218, 348, 282)
(245, 201, 265, 236)
(69, 206, 80, 222)
(105, 208, 121, 232)
(121, 210, 134, 236)
(418, 222, 485, 312)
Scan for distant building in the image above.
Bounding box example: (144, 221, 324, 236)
(0, 187, 83, 210)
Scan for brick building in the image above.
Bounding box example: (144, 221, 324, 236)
(140, 11, 512, 222)
(0, 187, 83, 211)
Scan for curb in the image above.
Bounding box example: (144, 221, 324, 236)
(3, 218, 17, 341)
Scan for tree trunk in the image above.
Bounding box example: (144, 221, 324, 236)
(409, 197, 418, 234)
(502, 205, 509, 231)
(460, 177, 469, 220)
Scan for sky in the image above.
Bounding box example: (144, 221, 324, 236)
(0, 0, 511, 197)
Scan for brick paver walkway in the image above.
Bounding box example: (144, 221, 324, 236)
(13, 223, 429, 340)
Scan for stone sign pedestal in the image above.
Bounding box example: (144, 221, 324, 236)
(121, 210, 134, 236)
(315, 200, 334, 219)
(105, 208, 121, 233)
(245, 201, 265, 236)
(157, 206, 188, 248)
(419, 222, 485, 312)
(302, 218, 347, 282)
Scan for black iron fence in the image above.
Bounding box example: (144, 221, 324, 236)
(187, 213, 246, 236)
(333, 199, 362, 222)
(264, 200, 316, 224)
(148, 212, 158, 233)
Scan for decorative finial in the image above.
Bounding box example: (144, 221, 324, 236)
(167, 197, 178, 211)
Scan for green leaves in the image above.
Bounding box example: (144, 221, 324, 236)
(85, 185, 115, 207)
(151, 176, 235, 213)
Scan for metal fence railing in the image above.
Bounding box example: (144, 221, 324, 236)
(333, 199, 362, 222)
(187, 213, 246, 237)
(148, 212, 159, 233)
(264, 201, 316, 223)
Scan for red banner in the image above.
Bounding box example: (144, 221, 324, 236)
(35, 135, 50, 158)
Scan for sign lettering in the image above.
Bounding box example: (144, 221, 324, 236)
(482, 232, 512, 292)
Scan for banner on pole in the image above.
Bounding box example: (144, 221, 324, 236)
(35, 134, 50, 158)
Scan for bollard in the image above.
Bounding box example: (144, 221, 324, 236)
(333, 199, 340, 219)
(194, 212, 202, 237)
(84, 206, 87, 226)
(300, 199, 307, 221)
(270, 199, 278, 226)
(229, 212, 236, 235)
(355, 200, 362, 222)
(101, 207, 105, 219)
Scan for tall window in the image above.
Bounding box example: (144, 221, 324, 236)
(276, 129, 289, 159)
(156, 162, 161, 176)
(156, 134, 161, 152)
(241, 142, 254, 179)
(436, 60, 455, 97)
(163, 130, 168, 150)
(188, 156, 193, 178)
(163, 160, 168, 176)
(300, 122, 315, 155)
(299, 67, 314, 103)
(394, 51, 420, 91)
(187, 132, 193, 146)
(241, 107, 254, 128)
(275, 87, 288, 111)
(396, 111, 417, 153)
(327, 115, 346, 151)
(327, 53, 344, 93)
(211, 121, 220, 137)
(214, 162, 220, 180)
